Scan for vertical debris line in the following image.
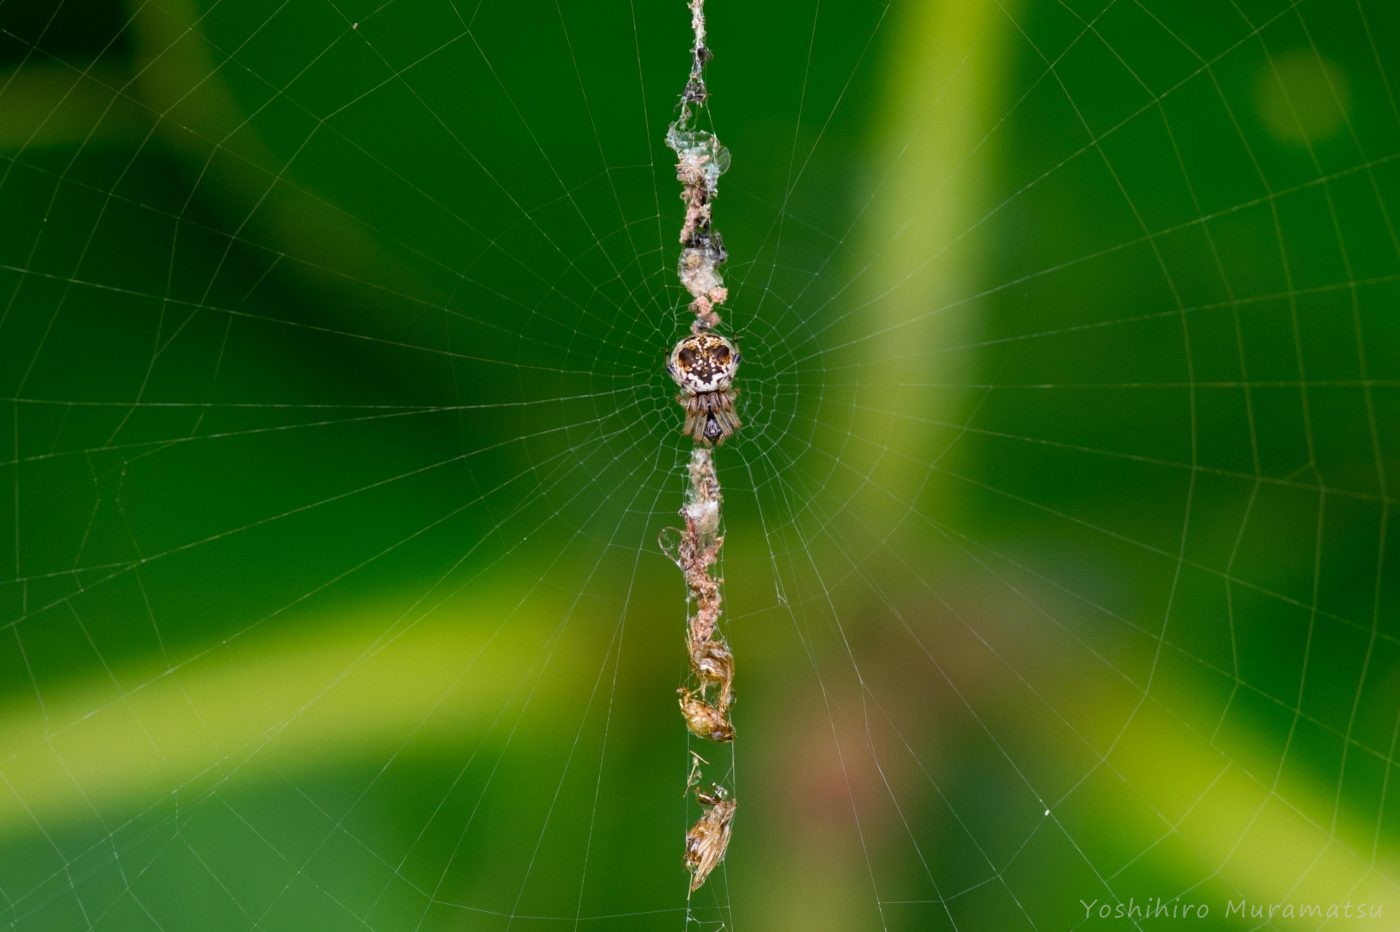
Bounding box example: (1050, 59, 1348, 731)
(660, 0, 741, 898)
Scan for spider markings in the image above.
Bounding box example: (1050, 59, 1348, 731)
(667, 331, 741, 445)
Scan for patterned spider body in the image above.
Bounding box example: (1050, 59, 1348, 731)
(668, 331, 741, 445)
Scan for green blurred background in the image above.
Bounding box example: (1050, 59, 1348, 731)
(1, 0, 1398, 928)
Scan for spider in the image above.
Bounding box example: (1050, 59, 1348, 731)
(668, 331, 741, 445)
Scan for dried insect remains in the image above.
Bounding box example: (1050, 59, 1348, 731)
(683, 786, 737, 893)
(664, 448, 736, 747)
(661, 0, 742, 898)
